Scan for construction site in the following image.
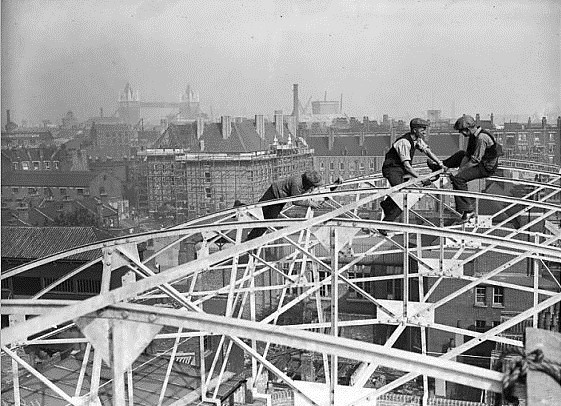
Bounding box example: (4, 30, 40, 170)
(1, 159, 560, 406)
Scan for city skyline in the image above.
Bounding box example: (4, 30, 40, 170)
(2, 0, 560, 125)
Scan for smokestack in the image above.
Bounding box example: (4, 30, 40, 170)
(100, 107, 103, 118)
(324, 91, 327, 101)
(274, 110, 284, 141)
(340, 93, 343, 113)
(221, 116, 232, 139)
(292, 84, 299, 123)
(6, 109, 11, 124)
(255, 115, 265, 139)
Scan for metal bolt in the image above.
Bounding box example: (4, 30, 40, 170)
(121, 311, 129, 319)
(149, 314, 157, 322)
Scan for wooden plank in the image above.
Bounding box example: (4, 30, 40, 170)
(526, 328, 561, 405)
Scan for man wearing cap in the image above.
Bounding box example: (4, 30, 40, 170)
(246, 169, 324, 240)
(380, 118, 446, 229)
(437, 115, 500, 224)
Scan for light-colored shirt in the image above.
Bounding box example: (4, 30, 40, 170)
(394, 137, 430, 163)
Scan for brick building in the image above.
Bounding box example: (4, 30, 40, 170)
(137, 115, 314, 221)
(1, 171, 124, 221)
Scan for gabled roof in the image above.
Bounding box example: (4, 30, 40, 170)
(2, 171, 99, 187)
(1, 226, 114, 261)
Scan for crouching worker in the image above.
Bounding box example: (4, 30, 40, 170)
(246, 170, 323, 241)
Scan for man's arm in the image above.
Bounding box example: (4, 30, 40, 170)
(402, 160, 419, 178)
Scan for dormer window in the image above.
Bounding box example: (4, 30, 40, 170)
(44, 161, 51, 170)
(13, 162, 18, 170)
(33, 161, 40, 170)
(21, 161, 30, 170)
(54, 161, 59, 169)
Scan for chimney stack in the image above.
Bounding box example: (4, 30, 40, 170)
(274, 110, 283, 141)
(196, 117, 204, 139)
(6, 109, 11, 124)
(475, 113, 480, 125)
(221, 116, 232, 139)
(291, 84, 299, 123)
(100, 107, 104, 118)
(542, 116, 547, 128)
(255, 115, 265, 139)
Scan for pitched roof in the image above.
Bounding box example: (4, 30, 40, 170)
(2, 171, 99, 187)
(154, 119, 294, 153)
(1, 226, 114, 261)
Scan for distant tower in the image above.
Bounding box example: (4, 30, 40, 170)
(117, 82, 141, 125)
(179, 84, 202, 119)
(291, 84, 300, 124)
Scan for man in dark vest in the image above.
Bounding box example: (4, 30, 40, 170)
(380, 118, 446, 231)
(432, 115, 500, 224)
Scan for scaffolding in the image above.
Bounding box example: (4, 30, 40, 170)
(1, 162, 560, 405)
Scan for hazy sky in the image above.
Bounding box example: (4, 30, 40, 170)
(1, 0, 560, 125)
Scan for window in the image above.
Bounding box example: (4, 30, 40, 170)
(360, 162, 365, 171)
(11, 187, 19, 193)
(204, 172, 211, 182)
(347, 265, 371, 300)
(339, 162, 344, 170)
(369, 160, 375, 170)
(317, 270, 331, 298)
(54, 161, 59, 169)
(13, 162, 18, 170)
(32, 161, 40, 170)
(99, 186, 106, 196)
(492, 321, 501, 328)
(475, 320, 486, 332)
(21, 161, 29, 170)
(60, 188, 67, 195)
(329, 161, 334, 171)
(475, 287, 486, 306)
(44, 161, 51, 170)
(320, 162, 325, 170)
(492, 287, 504, 306)
(28, 187, 37, 195)
(205, 187, 212, 198)
(77, 188, 84, 196)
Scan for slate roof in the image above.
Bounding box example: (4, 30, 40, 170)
(1, 226, 114, 261)
(307, 135, 391, 157)
(2, 171, 98, 187)
(154, 119, 294, 152)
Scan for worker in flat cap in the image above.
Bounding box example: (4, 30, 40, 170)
(245, 169, 324, 241)
(428, 115, 502, 224)
(379, 118, 446, 234)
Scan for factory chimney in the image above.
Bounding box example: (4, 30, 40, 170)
(291, 84, 300, 123)
(340, 93, 343, 114)
(221, 116, 232, 139)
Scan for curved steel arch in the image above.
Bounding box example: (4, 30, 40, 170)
(1, 163, 560, 406)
